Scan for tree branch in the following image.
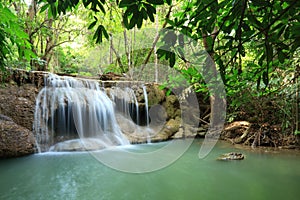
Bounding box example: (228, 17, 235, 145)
(141, 5, 173, 70)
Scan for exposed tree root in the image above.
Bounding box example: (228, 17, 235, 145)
(221, 121, 299, 149)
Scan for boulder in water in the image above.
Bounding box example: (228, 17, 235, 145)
(217, 152, 245, 161)
(49, 138, 110, 152)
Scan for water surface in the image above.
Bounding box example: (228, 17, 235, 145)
(0, 139, 299, 200)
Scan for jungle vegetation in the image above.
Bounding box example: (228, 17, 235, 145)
(0, 0, 299, 137)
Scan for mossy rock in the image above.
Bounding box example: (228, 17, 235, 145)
(163, 95, 180, 119)
(147, 84, 165, 106)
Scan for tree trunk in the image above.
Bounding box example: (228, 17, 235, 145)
(109, 34, 113, 64)
(123, 30, 131, 70)
(40, 16, 54, 71)
(109, 34, 125, 72)
(202, 30, 226, 134)
(154, 13, 159, 83)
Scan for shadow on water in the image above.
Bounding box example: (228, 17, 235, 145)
(0, 139, 300, 200)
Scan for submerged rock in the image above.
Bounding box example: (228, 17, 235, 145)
(49, 138, 110, 152)
(217, 152, 245, 161)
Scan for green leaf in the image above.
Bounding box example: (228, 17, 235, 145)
(180, 26, 192, 36)
(119, 0, 136, 8)
(247, 14, 262, 28)
(129, 15, 137, 29)
(40, 4, 50, 13)
(137, 13, 143, 28)
(50, 3, 57, 18)
(166, 89, 171, 96)
(88, 21, 97, 29)
(83, 0, 92, 7)
(266, 43, 273, 63)
(262, 71, 269, 87)
(123, 16, 129, 28)
(101, 25, 109, 40)
(290, 22, 300, 38)
(96, 30, 102, 43)
(147, 0, 164, 5)
(169, 51, 175, 67)
(251, 0, 270, 6)
(294, 130, 300, 135)
(93, 25, 101, 40)
(276, 25, 286, 38)
(148, 11, 154, 22)
(93, 25, 109, 43)
(284, 27, 290, 39)
(164, 31, 177, 46)
(241, 22, 251, 32)
(278, 50, 285, 63)
(23, 49, 36, 61)
(165, 18, 175, 26)
(165, 0, 172, 5)
(144, 4, 156, 15)
(145, 4, 155, 22)
(156, 48, 168, 59)
(98, 3, 106, 13)
(71, 0, 80, 4)
(141, 8, 148, 20)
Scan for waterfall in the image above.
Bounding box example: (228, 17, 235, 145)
(109, 86, 140, 125)
(142, 85, 151, 143)
(142, 85, 149, 127)
(33, 74, 130, 152)
(108, 84, 154, 143)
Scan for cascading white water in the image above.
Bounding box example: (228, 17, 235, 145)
(33, 74, 129, 152)
(142, 85, 150, 127)
(109, 86, 139, 125)
(109, 84, 155, 143)
(142, 85, 152, 143)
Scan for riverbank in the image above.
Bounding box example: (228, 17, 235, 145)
(0, 69, 299, 158)
(221, 121, 300, 149)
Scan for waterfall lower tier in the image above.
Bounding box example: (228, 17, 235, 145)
(34, 74, 130, 152)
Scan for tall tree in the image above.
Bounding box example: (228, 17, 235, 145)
(25, 0, 83, 71)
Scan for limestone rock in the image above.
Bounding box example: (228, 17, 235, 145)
(0, 118, 36, 158)
(217, 152, 245, 161)
(163, 95, 180, 119)
(0, 84, 37, 130)
(152, 117, 181, 142)
(147, 84, 165, 106)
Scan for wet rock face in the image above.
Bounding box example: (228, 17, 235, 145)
(0, 116, 36, 158)
(0, 70, 42, 157)
(0, 84, 38, 130)
(163, 95, 180, 120)
(146, 84, 166, 106)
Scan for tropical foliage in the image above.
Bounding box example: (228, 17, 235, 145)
(0, 0, 299, 134)
(0, 1, 35, 71)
